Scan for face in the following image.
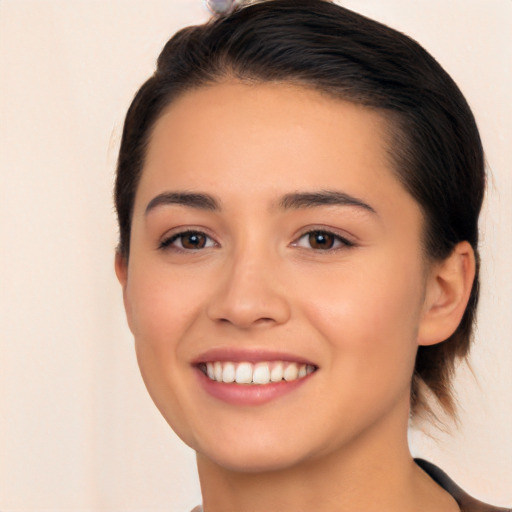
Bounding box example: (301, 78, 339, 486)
(119, 82, 429, 472)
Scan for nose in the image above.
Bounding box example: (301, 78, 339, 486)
(206, 251, 291, 329)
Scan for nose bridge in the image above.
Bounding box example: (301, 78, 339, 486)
(206, 236, 291, 328)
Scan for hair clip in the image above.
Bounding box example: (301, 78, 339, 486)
(205, 0, 243, 16)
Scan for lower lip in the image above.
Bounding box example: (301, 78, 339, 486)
(195, 368, 314, 406)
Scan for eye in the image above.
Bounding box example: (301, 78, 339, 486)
(292, 230, 354, 250)
(159, 230, 216, 251)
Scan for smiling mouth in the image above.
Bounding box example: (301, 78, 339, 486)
(198, 361, 317, 385)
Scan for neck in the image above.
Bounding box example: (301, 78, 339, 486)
(195, 398, 451, 512)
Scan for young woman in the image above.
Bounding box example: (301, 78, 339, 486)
(114, 1, 510, 510)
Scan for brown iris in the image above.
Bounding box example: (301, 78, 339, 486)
(180, 232, 208, 249)
(308, 231, 335, 249)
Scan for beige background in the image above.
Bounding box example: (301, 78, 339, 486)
(0, 1, 510, 510)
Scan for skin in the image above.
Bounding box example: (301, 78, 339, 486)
(116, 82, 474, 512)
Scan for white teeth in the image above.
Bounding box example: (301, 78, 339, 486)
(203, 360, 316, 385)
(283, 363, 299, 382)
(235, 362, 253, 384)
(214, 361, 223, 382)
(270, 362, 284, 382)
(222, 362, 236, 383)
(252, 363, 271, 384)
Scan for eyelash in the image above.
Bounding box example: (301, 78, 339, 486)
(158, 228, 355, 252)
(159, 230, 217, 251)
(292, 229, 355, 251)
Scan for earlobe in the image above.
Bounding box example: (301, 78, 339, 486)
(418, 241, 476, 346)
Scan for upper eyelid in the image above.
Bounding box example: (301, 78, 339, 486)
(160, 226, 216, 240)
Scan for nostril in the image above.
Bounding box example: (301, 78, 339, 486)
(216, 316, 275, 326)
(256, 317, 275, 324)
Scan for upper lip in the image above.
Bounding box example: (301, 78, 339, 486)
(191, 347, 317, 366)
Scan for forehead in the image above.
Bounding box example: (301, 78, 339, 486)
(137, 81, 417, 220)
(147, 81, 388, 168)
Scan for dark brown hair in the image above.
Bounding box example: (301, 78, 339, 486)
(115, 0, 485, 419)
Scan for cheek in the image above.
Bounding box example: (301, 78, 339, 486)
(124, 262, 209, 444)
(125, 261, 206, 363)
(299, 253, 425, 381)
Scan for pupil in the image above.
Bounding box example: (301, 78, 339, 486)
(309, 231, 334, 249)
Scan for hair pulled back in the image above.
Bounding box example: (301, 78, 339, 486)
(115, 0, 485, 419)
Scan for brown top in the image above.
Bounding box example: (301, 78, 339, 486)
(415, 459, 510, 512)
(190, 459, 511, 512)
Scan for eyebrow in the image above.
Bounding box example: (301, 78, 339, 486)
(145, 192, 220, 215)
(279, 190, 376, 214)
(144, 189, 376, 216)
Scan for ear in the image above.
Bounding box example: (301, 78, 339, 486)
(115, 251, 134, 332)
(115, 251, 128, 289)
(418, 241, 476, 346)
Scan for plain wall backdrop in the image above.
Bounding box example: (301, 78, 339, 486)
(0, 1, 511, 511)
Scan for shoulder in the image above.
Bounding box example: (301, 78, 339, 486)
(415, 458, 511, 512)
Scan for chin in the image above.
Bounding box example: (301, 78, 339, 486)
(173, 417, 314, 474)
(200, 443, 312, 474)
